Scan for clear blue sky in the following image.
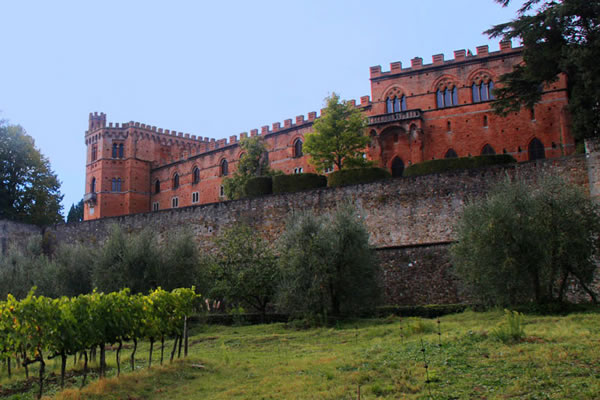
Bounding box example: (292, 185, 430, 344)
(0, 0, 521, 217)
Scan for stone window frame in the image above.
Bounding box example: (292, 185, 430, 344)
(171, 197, 179, 208)
(192, 166, 200, 184)
(152, 202, 159, 211)
(191, 191, 199, 203)
(293, 138, 303, 158)
(220, 159, 229, 176)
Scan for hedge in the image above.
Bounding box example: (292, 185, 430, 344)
(244, 176, 273, 198)
(327, 167, 391, 187)
(375, 304, 476, 318)
(403, 154, 516, 177)
(272, 173, 327, 194)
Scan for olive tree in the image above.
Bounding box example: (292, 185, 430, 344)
(451, 176, 600, 305)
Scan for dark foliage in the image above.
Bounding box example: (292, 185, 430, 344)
(272, 173, 327, 194)
(327, 167, 391, 187)
(243, 176, 273, 198)
(403, 155, 516, 177)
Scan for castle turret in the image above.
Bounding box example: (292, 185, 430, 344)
(89, 112, 106, 131)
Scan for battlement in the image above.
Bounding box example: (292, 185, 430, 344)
(369, 40, 520, 79)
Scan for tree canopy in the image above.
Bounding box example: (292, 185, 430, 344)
(304, 93, 371, 172)
(487, 0, 600, 139)
(66, 199, 84, 223)
(0, 122, 63, 225)
(451, 176, 600, 305)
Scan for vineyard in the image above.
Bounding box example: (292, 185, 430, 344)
(0, 287, 199, 399)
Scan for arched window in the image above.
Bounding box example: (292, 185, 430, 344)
(172, 173, 179, 189)
(118, 143, 124, 158)
(447, 121, 452, 132)
(90, 177, 96, 193)
(483, 115, 488, 127)
(528, 138, 545, 161)
(111, 178, 122, 192)
(445, 149, 458, 159)
(91, 144, 97, 161)
(155, 179, 161, 194)
(391, 96, 407, 112)
(192, 167, 200, 184)
(481, 144, 496, 155)
(391, 157, 404, 178)
(221, 159, 229, 176)
(112, 143, 118, 158)
(293, 139, 303, 158)
(472, 81, 495, 103)
(386, 98, 393, 113)
(437, 86, 458, 108)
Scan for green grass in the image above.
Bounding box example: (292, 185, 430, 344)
(1, 310, 598, 399)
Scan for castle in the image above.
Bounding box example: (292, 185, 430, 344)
(83, 41, 574, 220)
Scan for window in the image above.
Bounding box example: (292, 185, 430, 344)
(472, 81, 495, 103)
(192, 192, 199, 203)
(324, 165, 334, 174)
(445, 149, 458, 159)
(111, 178, 122, 192)
(483, 115, 488, 127)
(171, 197, 179, 208)
(118, 143, 124, 158)
(528, 138, 545, 161)
(90, 177, 96, 193)
(387, 96, 407, 113)
(155, 179, 161, 194)
(530, 107, 536, 121)
(112, 143, 118, 158)
(221, 159, 228, 176)
(481, 144, 496, 155)
(391, 157, 404, 178)
(172, 173, 179, 189)
(294, 167, 303, 174)
(293, 139, 303, 158)
(219, 185, 225, 197)
(152, 202, 159, 211)
(436, 86, 458, 108)
(447, 121, 452, 132)
(91, 144, 97, 161)
(192, 167, 200, 184)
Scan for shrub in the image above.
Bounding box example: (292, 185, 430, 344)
(491, 310, 525, 344)
(403, 154, 516, 177)
(327, 167, 391, 187)
(272, 173, 327, 194)
(244, 176, 273, 198)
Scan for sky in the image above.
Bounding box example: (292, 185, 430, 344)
(0, 0, 522, 217)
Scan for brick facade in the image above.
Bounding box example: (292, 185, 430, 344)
(83, 41, 574, 220)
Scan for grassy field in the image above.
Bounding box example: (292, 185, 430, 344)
(1, 310, 599, 399)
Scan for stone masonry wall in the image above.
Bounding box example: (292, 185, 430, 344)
(0, 220, 41, 256)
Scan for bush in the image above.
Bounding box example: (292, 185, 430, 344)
(375, 304, 473, 318)
(244, 176, 273, 198)
(272, 173, 327, 194)
(403, 154, 516, 177)
(327, 167, 391, 187)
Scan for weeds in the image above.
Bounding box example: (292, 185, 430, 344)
(491, 309, 526, 344)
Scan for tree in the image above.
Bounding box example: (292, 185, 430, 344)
(276, 204, 380, 320)
(0, 122, 63, 225)
(66, 199, 84, 223)
(209, 224, 279, 318)
(486, 0, 600, 139)
(451, 176, 600, 305)
(223, 136, 280, 200)
(304, 93, 371, 173)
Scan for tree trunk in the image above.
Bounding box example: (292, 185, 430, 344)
(116, 341, 122, 377)
(81, 351, 88, 389)
(73, 352, 77, 366)
(60, 352, 67, 388)
(37, 353, 45, 400)
(184, 317, 189, 357)
(23, 350, 29, 379)
(130, 338, 137, 371)
(99, 343, 106, 378)
(558, 270, 569, 302)
(6, 356, 11, 379)
(178, 333, 183, 359)
(170, 336, 178, 363)
(148, 339, 154, 368)
(160, 336, 165, 365)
